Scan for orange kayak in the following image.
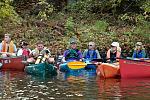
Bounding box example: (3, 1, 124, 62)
(97, 63, 120, 78)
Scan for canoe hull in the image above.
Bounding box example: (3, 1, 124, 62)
(24, 63, 57, 77)
(84, 59, 97, 70)
(59, 62, 85, 72)
(0, 57, 25, 71)
(97, 63, 120, 78)
(120, 59, 150, 78)
(85, 64, 97, 70)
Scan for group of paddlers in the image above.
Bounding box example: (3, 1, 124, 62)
(0, 34, 149, 66)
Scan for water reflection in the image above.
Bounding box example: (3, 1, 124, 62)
(97, 78, 121, 99)
(0, 71, 150, 99)
(120, 78, 150, 99)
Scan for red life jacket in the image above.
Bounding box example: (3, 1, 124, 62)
(22, 49, 30, 57)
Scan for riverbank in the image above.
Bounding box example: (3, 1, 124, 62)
(0, 0, 149, 57)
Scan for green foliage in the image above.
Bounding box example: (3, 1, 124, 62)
(92, 20, 109, 33)
(141, 0, 150, 13)
(133, 21, 150, 43)
(0, 0, 150, 54)
(0, 0, 21, 23)
(37, 0, 55, 20)
(64, 16, 75, 36)
(123, 32, 133, 36)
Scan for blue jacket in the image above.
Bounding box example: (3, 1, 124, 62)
(132, 50, 146, 58)
(83, 49, 101, 60)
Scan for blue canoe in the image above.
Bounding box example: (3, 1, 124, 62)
(59, 60, 97, 72)
(59, 62, 85, 72)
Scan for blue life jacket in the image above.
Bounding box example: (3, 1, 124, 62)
(132, 50, 146, 58)
(85, 50, 97, 59)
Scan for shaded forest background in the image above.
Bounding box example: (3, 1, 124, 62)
(0, 0, 149, 57)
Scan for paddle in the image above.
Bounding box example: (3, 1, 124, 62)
(67, 61, 87, 70)
(91, 58, 103, 62)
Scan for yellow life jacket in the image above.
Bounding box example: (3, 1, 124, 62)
(34, 47, 51, 64)
(35, 54, 50, 64)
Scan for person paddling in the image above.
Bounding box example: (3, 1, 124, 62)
(27, 41, 54, 64)
(132, 42, 147, 59)
(106, 42, 121, 63)
(0, 34, 17, 57)
(83, 42, 101, 61)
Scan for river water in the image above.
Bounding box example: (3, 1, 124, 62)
(0, 70, 150, 100)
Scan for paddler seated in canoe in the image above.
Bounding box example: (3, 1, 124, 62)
(106, 42, 121, 63)
(0, 34, 17, 57)
(83, 41, 101, 62)
(27, 41, 54, 64)
(132, 42, 147, 59)
(17, 40, 31, 60)
(61, 39, 82, 62)
(59, 39, 82, 72)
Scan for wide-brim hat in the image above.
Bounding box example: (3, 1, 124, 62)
(111, 42, 119, 47)
(136, 42, 142, 46)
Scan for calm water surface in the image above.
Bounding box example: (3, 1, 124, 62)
(0, 70, 150, 100)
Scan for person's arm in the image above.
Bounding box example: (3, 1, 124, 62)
(116, 51, 121, 58)
(82, 49, 88, 59)
(132, 50, 136, 58)
(142, 50, 146, 58)
(14, 44, 17, 53)
(17, 49, 22, 56)
(96, 50, 101, 59)
(106, 49, 110, 59)
(28, 48, 32, 55)
(30, 49, 38, 58)
(61, 50, 67, 62)
(78, 50, 83, 61)
(0, 43, 2, 52)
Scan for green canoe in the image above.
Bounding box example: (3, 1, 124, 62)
(24, 63, 57, 77)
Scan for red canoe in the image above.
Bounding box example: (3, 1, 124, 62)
(97, 63, 120, 78)
(120, 59, 150, 78)
(0, 57, 25, 71)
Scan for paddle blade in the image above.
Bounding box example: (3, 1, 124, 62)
(67, 61, 87, 69)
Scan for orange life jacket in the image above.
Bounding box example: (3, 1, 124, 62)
(1, 41, 15, 53)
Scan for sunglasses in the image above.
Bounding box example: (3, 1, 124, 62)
(88, 45, 93, 46)
(136, 45, 142, 46)
(71, 43, 76, 44)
